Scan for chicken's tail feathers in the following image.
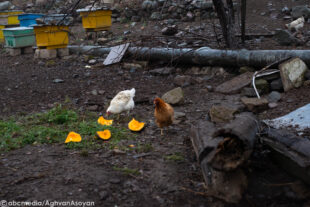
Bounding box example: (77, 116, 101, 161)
(130, 88, 136, 97)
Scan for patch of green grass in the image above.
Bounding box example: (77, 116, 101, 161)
(136, 143, 154, 153)
(113, 166, 141, 176)
(164, 152, 185, 162)
(0, 105, 133, 152)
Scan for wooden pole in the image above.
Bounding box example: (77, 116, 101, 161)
(241, 0, 247, 43)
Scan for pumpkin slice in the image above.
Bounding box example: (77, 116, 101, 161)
(97, 130, 111, 140)
(128, 118, 145, 132)
(65, 132, 82, 143)
(98, 116, 113, 126)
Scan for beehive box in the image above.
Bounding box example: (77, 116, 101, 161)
(18, 13, 45, 27)
(77, 9, 112, 31)
(0, 24, 19, 42)
(0, 25, 5, 42)
(33, 25, 69, 49)
(0, 10, 23, 25)
(2, 27, 35, 48)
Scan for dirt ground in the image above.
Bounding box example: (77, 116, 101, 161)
(1, 0, 310, 206)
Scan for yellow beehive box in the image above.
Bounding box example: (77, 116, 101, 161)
(0, 25, 5, 42)
(33, 25, 69, 49)
(78, 10, 112, 31)
(0, 11, 23, 25)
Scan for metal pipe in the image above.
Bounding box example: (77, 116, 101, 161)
(68, 45, 310, 67)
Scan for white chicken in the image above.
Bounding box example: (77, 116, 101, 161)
(285, 16, 305, 32)
(106, 88, 135, 119)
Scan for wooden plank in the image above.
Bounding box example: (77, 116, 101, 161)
(103, 43, 130, 66)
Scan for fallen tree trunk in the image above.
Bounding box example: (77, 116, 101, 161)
(190, 113, 258, 203)
(190, 112, 259, 171)
(262, 128, 310, 185)
(68, 45, 310, 67)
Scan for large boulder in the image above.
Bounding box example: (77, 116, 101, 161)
(279, 57, 308, 91)
(162, 87, 184, 105)
(291, 5, 310, 19)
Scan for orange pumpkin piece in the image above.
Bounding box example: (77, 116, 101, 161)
(97, 130, 112, 140)
(97, 116, 113, 126)
(65, 132, 82, 143)
(128, 118, 145, 131)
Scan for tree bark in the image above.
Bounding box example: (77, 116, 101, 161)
(212, 0, 237, 48)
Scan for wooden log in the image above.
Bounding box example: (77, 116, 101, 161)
(262, 128, 310, 185)
(201, 158, 248, 203)
(190, 112, 259, 171)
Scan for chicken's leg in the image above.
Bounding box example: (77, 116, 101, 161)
(161, 129, 164, 136)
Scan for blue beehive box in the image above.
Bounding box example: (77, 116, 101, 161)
(18, 13, 45, 27)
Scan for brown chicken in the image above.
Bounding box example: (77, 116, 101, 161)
(154, 97, 174, 136)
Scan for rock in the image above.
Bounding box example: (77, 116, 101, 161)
(215, 72, 254, 94)
(53, 79, 64, 83)
(123, 30, 131, 35)
(268, 102, 278, 108)
(123, 63, 143, 70)
(97, 38, 109, 45)
(35, 49, 57, 59)
(36, 0, 48, 6)
(174, 111, 186, 119)
(303, 80, 310, 86)
(89, 59, 97, 65)
(91, 90, 98, 96)
(131, 16, 141, 22)
(142, 0, 152, 10)
(87, 105, 99, 111)
(162, 87, 184, 105)
(305, 70, 310, 80)
(113, 149, 126, 154)
(241, 87, 260, 97)
(186, 11, 194, 20)
(281, 6, 290, 15)
(150, 12, 162, 20)
(270, 78, 283, 91)
(279, 57, 308, 91)
(206, 85, 213, 92)
(268, 91, 282, 103)
(253, 79, 269, 94)
(99, 191, 109, 200)
(241, 97, 269, 113)
(173, 75, 192, 87)
(273, 30, 299, 46)
(239, 66, 255, 74)
(98, 90, 105, 95)
(0, 1, 11, 11)
(186, 66, 214, 76)
(150, 67, 174, 76)
(109, 178, 121, 184)
(291, 5, 310, 19)
(262, 72, 280, 81)
(209, 105, 238, 123)
(161, 25, 178, 36)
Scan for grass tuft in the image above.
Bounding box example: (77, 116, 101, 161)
(113, 166, 141, 176)
(164, 152, 185, 162)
